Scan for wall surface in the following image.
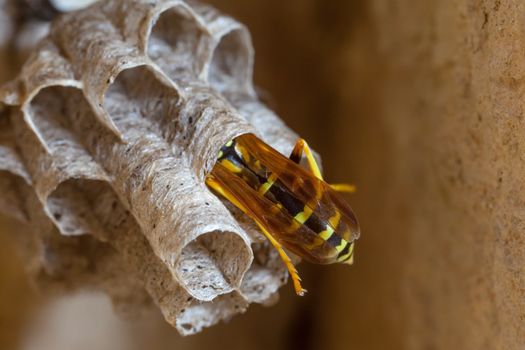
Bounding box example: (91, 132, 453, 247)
(364, 1, 525, 349)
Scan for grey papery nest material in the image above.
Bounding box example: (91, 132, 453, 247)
(0, 0, 305, 335)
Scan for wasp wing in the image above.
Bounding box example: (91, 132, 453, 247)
(208, 162, 339, 264)
(236, 134, 360, 243)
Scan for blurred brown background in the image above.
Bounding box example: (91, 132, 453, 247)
(1, 0, 525, 349)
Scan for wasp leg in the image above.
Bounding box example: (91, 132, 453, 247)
(206, 176, 307, 296)
(290, 139, 356, 193)
(330, 183, 356, 193)
(254, 222, 307, 296)
(289, 138, 323, 180)
(206, 176, 247, 213)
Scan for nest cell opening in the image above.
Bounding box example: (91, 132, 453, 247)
(28, 85, 98, 150)
(147, 5, 207, 79)
(176, 230, 252, 301)
(46, 179, 113, 237)
(209, 29, 253, 93)
(104, 66, 187, 146)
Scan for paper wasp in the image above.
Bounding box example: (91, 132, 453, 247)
(205, 133, 360, 295)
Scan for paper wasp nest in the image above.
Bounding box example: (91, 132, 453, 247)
(0, 0, 302, 335)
